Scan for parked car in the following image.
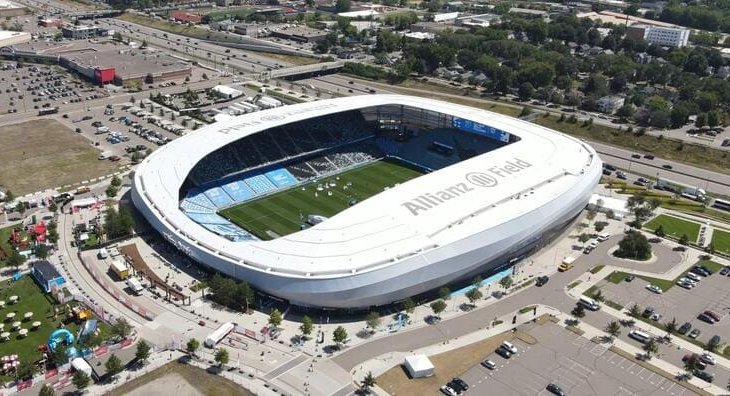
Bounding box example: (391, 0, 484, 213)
(678, 322, 692, 335)
(546, 383, 566, 396)
(481, 360, 496, 369)
(536, 275, 549, 287)
(501, 341, 518, 354)
(644, 154, 655, 159)
(676, 280, 694, 289)
(631, 154, 641, 159)
(645, 284, 663, 294)
(720, 266, 730, 276)
(700, 353, 716, 365)
(642, 307, 655, 318)
(689, 328, 701, 339)
(495, 347, 512, 359)
(624, 274, 635, 282)
(450, 378, 469, 392)
(695, 370, 714, 383)
(683, 354, 707, 370)
(440, 385, 457, 396)
(698, 313, 715, 324)
(704, 310, 721, 322)
(662, 164, 673, 169)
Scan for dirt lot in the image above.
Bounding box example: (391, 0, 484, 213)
(377, 326, 538, 396)
(0, 119, 118, 194)
(106, 361, 252, 396)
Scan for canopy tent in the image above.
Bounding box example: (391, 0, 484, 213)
(404, 354, 434, 378)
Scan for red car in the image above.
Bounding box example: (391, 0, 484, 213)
(682, 353, 706, 370)
(704, 310, 721, 322)
(109, 155, 121, 162)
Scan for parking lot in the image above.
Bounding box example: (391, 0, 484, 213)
(458, 322, 694, 395)
(0, 62, 105, 115)
(594, 264, 730, 347)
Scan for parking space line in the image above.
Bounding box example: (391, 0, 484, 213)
(589, 344, 607, 356)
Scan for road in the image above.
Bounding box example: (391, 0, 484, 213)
(97, 18, 299, 76)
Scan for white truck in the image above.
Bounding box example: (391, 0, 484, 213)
(126, 277, 144, 295)
(655, 177, 706, 202)
(204, 322, 235, 348)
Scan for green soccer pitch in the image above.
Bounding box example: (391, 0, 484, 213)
(219, 160, 424, 240)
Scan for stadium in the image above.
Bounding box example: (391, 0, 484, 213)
(131, 95, 602, 308)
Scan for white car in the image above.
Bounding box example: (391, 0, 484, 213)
(645, 284, 663, 294)
(678, 277, 697, 286)
(676, 280, 694, 289)
(686, 272, 702, 282)
(441, 385, 458, 396)
(700, 353, 716, 365)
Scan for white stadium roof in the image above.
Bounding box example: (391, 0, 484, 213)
(134, 95, 597, 279)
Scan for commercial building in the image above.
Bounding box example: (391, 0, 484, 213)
(456, 13, 500, 28)
(62, 24, 101, 39)
(269, 26, 327, 43)
(38, 18, 63, 27)
(626, 24, 689, 47)
(31, 260, 66, 293)
(0, 30, 30, 47)
(132, 95, 601, 308)
(0, 0, 25, 17)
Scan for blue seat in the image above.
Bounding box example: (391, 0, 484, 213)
(265, 168, 298, 188)
(244, 174, 277, 194)
(204, 187, 234, 208)
(221, 180, 254, 202)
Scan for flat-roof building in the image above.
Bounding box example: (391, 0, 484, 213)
(0, 30, 30, 47)
(62, 24, 101, 39)
(626, 24, 689, 47)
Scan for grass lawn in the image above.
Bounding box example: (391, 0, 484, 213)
(605, 260, 723, 294)
(106, 361, 252, 396)
(711, 229, 730, 255)
(644, 214, 701, 241)
(533, 115, 730, 175)
(0, 225, 16, 266)
(590, 265, 605, 274)
(220, 160, 423, 239)
(0, 120, 118, 195)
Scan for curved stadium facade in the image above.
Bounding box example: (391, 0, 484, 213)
(131, 95, 602, 308)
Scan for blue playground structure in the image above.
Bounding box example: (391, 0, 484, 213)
(47, 328, 74, 351)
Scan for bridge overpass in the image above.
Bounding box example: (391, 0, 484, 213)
(267, 60, 347, 80)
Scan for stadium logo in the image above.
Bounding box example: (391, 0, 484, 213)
(401, 158, 532, 216)
(466, 172, 498, 188)
(260, 114, 285, 122)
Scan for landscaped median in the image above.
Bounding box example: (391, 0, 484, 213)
(711, 228, 730, 256)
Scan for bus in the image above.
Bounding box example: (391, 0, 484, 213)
(38, 107, 59, 115)
(713, 198, 730, 212)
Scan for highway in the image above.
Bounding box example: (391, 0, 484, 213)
(97, 18, 302, 76)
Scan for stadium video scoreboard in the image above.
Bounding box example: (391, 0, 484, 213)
(452, 117, 510, 143)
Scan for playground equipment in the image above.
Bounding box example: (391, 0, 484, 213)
(66, 306, 93, 324)
(47, 328, 74, 351)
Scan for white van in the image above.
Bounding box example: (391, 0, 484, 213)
(628, 330, 651, 344)
(597, 233, 611, 242)
(97, 151, 112, 160)
(578, 296, 600, 311)
(501, 341, 518, 354)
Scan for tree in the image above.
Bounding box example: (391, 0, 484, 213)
(111, 318, 133, 340)
(15, 359, 36, 381)
(679, 234, 690, 246)
(35, 244, 49, 259)
(300, 316, 313, 338)
(2, 189, 13, 202)
(438, 286, 451, 300)
(707, 111, 720, 128)
(105, 353, 123, 379)
(361, 371, 376, 394)
(592, 289, 604, 302)
(269, 308, 282, 328)
(465, 288, 483, 306)
(39, 383, 56, 396)
(605, 321, 621, 341)
(707, 336, 721, 352)
(499, 275, 513, 290)
(72, 370, 90, 391)
(135, 340, 151, 364)
(518, 82, 535, 101)
(642, 339, 658, 360)
(113, 31, 123, 42)
(48, 202, 58, 213)
(105, 185, 118, 198)
(430, 299, 447, 318)
(186, 338, 200, 356)
(7, 250, 26, 270)
(15, 201, 25, 215)
(655, 225, 665, 237)
(614, 231, 652, 260)
(578, 233, 592, 243)
(214, 348, 229, 367)
(628, 303, 641, 318)
(695, 112, 707, 128)
(664, 318, 677, 338)
(365, 311, 381, 333)
(571, 302, 585, 318)
(401, 297, 416, 315)
(683, 354, 701, 378)
(335, 0, 351, 12)
(333, 326, 348, 348)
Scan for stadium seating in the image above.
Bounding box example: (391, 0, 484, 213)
(286, 163, 317, 180)
(186, 213, 231, 225)
(244, 174, 277, 194)
(265, 168, 298, 188)
(204, 187, 234, 208)
(184, 189, 216, 210)
(180, 200, 215, 214)
(221, 180, 254, 202)
(201, 222, 256, 242)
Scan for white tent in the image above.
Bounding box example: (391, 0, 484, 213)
(587, 194, 628, 218)
(404, 354, 434, 378)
